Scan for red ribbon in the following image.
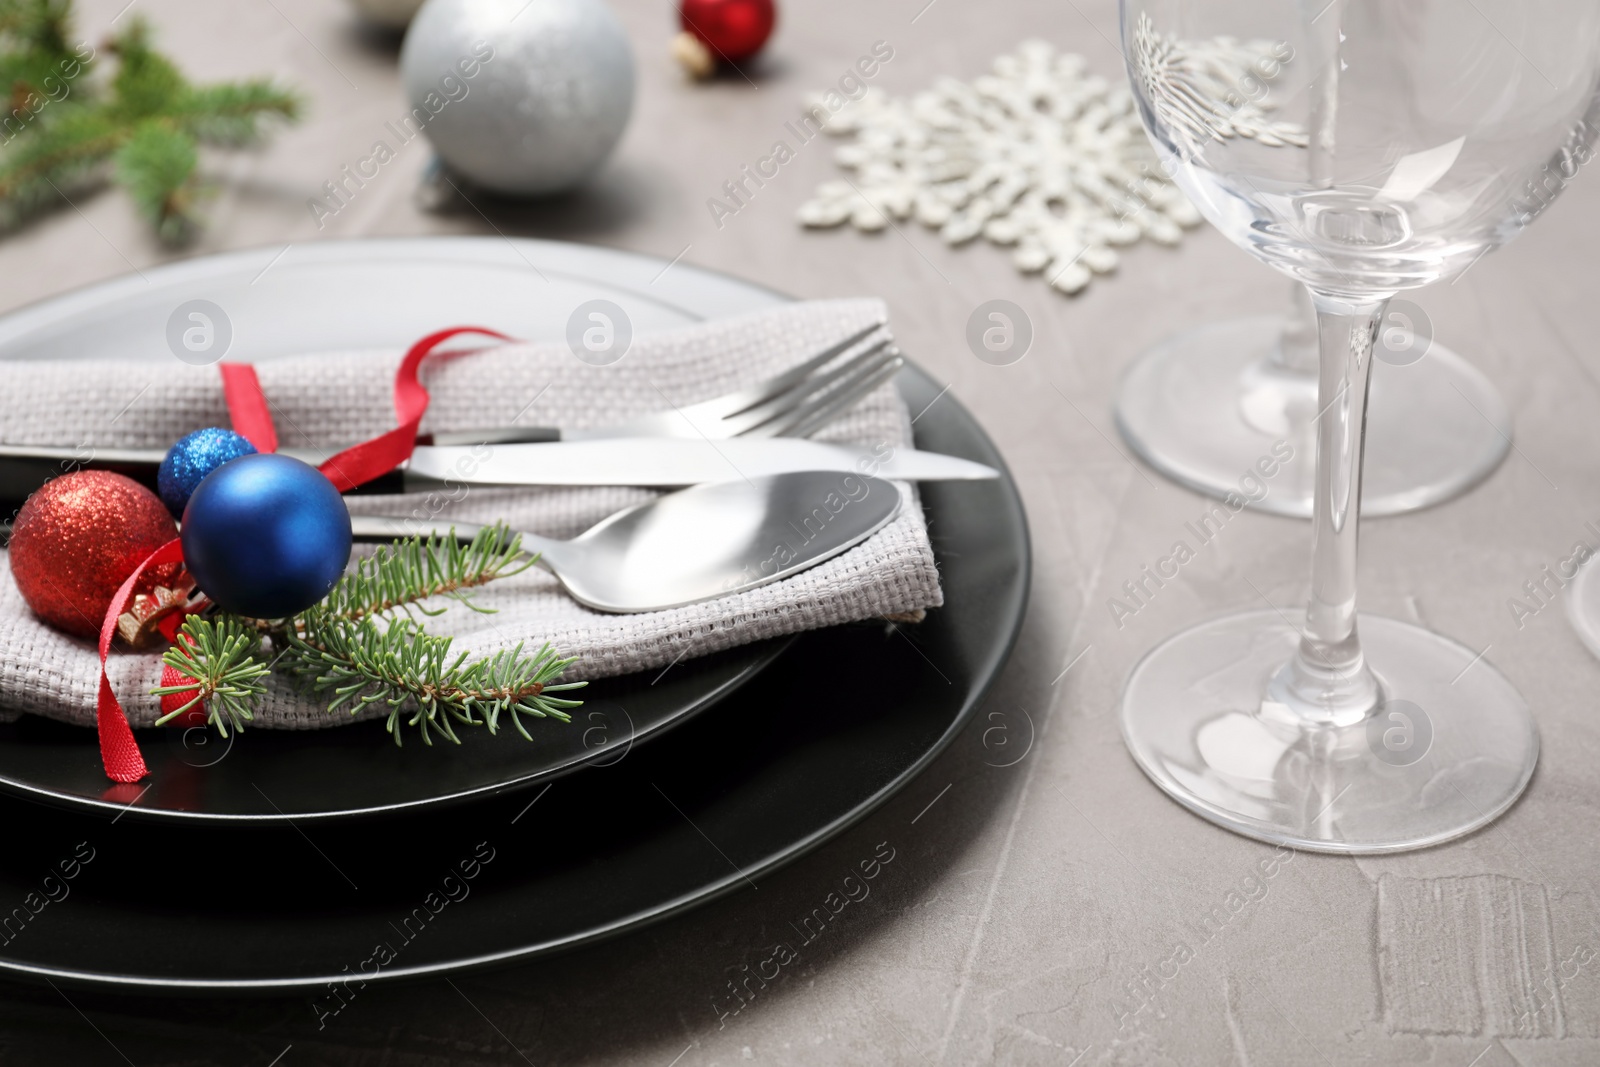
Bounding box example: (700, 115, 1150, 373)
(96, 538, 184, 782)
(315, 327, 510, 492)
(92, 326, 511, 782)
(218, 363, 278, 454)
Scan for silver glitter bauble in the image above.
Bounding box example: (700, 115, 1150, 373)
(400, 0, 635, 196)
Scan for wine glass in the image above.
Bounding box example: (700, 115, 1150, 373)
(1118, 0, 1600, 851)
(1564, 551, 1600, 659)
(1115, 276, 1512, 518)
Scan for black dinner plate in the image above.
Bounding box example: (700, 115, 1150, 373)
(0, 365, 1029, 990)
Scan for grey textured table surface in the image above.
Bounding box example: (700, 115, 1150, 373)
(3, 0, 1599, 1064)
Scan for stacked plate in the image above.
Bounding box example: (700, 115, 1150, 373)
(0, 239, 1029, 990)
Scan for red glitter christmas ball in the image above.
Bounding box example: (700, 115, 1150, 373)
(9, 470, 182, 639)
(679, 0, 775, 63)
(158, 660, 208, 727)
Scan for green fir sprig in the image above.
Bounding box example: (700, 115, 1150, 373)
(314, 523, 539, 624)
(0, 1, 300, 242)
(284, 618, 583, 747)
(151, 614, 270, 736)
(153, 524, 585, 748)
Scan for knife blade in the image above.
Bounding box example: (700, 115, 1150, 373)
(0, 437, 997, 502)
(399, 438, 998, 488)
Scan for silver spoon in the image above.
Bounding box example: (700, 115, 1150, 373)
(348, 471, 902, 614)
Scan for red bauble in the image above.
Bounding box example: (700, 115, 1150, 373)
(9, 470, 182, 640)
(679, 0, 775, 62)
(158, 661, 208, 727)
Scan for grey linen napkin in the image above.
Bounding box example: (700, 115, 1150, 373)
(0, 298, 942, 729)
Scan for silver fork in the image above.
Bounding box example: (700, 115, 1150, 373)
(423, 322, 903, 445)
(0, 324, 907, 504)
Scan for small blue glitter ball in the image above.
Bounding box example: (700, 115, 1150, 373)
(181, 453, 352, 619)
(158, 428, 257, 515)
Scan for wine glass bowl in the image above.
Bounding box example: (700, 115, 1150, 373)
(1130, 3, 1600, 293)
(1116, 0, 1600, 852)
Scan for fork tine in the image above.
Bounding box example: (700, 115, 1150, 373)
(787, 354, 905, 438)
(781, 352, 905, 439)
(714, 339, 893, 436)
(692, 321, 886, 421)
(745, 348, 905, 438)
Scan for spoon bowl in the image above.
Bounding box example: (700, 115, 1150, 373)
(350, 471, 902, 613)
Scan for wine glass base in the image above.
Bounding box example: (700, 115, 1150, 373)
(1120, 611, 1538, 854)
(1114, 316, 1513, 518)
(1565, 557, 1600, 661)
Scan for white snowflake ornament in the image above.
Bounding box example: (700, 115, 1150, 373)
(797, 38, 1295, 296)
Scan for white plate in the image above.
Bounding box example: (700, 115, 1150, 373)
(0, 236, 785, 363)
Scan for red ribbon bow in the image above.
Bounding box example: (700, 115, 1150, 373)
(95, 327, 512, 782)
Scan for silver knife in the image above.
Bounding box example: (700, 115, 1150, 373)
(400, 438, 997, 487)
(0, 438, 996, 499)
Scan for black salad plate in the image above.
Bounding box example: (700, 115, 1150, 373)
(0, 363, 1031, 990)
(0, 640, 787, 822)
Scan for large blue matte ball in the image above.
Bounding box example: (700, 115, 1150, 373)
(159, 427, 257, 515)
(181, 453, 352, 619)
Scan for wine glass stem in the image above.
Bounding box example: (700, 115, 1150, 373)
(1268, 289, 1390, 726)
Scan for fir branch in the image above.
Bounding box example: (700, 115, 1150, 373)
(151, 614, 271, 736)
(113, 120, 197, 241)
(0, 0, 100, 220)
(0, 108, 118, 225)
(0, 0, 85, 113)
(173, 82, 301, 146)
(316, 523, 538, 625)
(283, 618, 584, 747)
(286, 523, 582, 745)
(150, 524, 585, 748)
(0, 47, 74, 106)
(104, 17, 182, 119)
(0, 0, 75, 57)
(0, 7, 299, 241)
